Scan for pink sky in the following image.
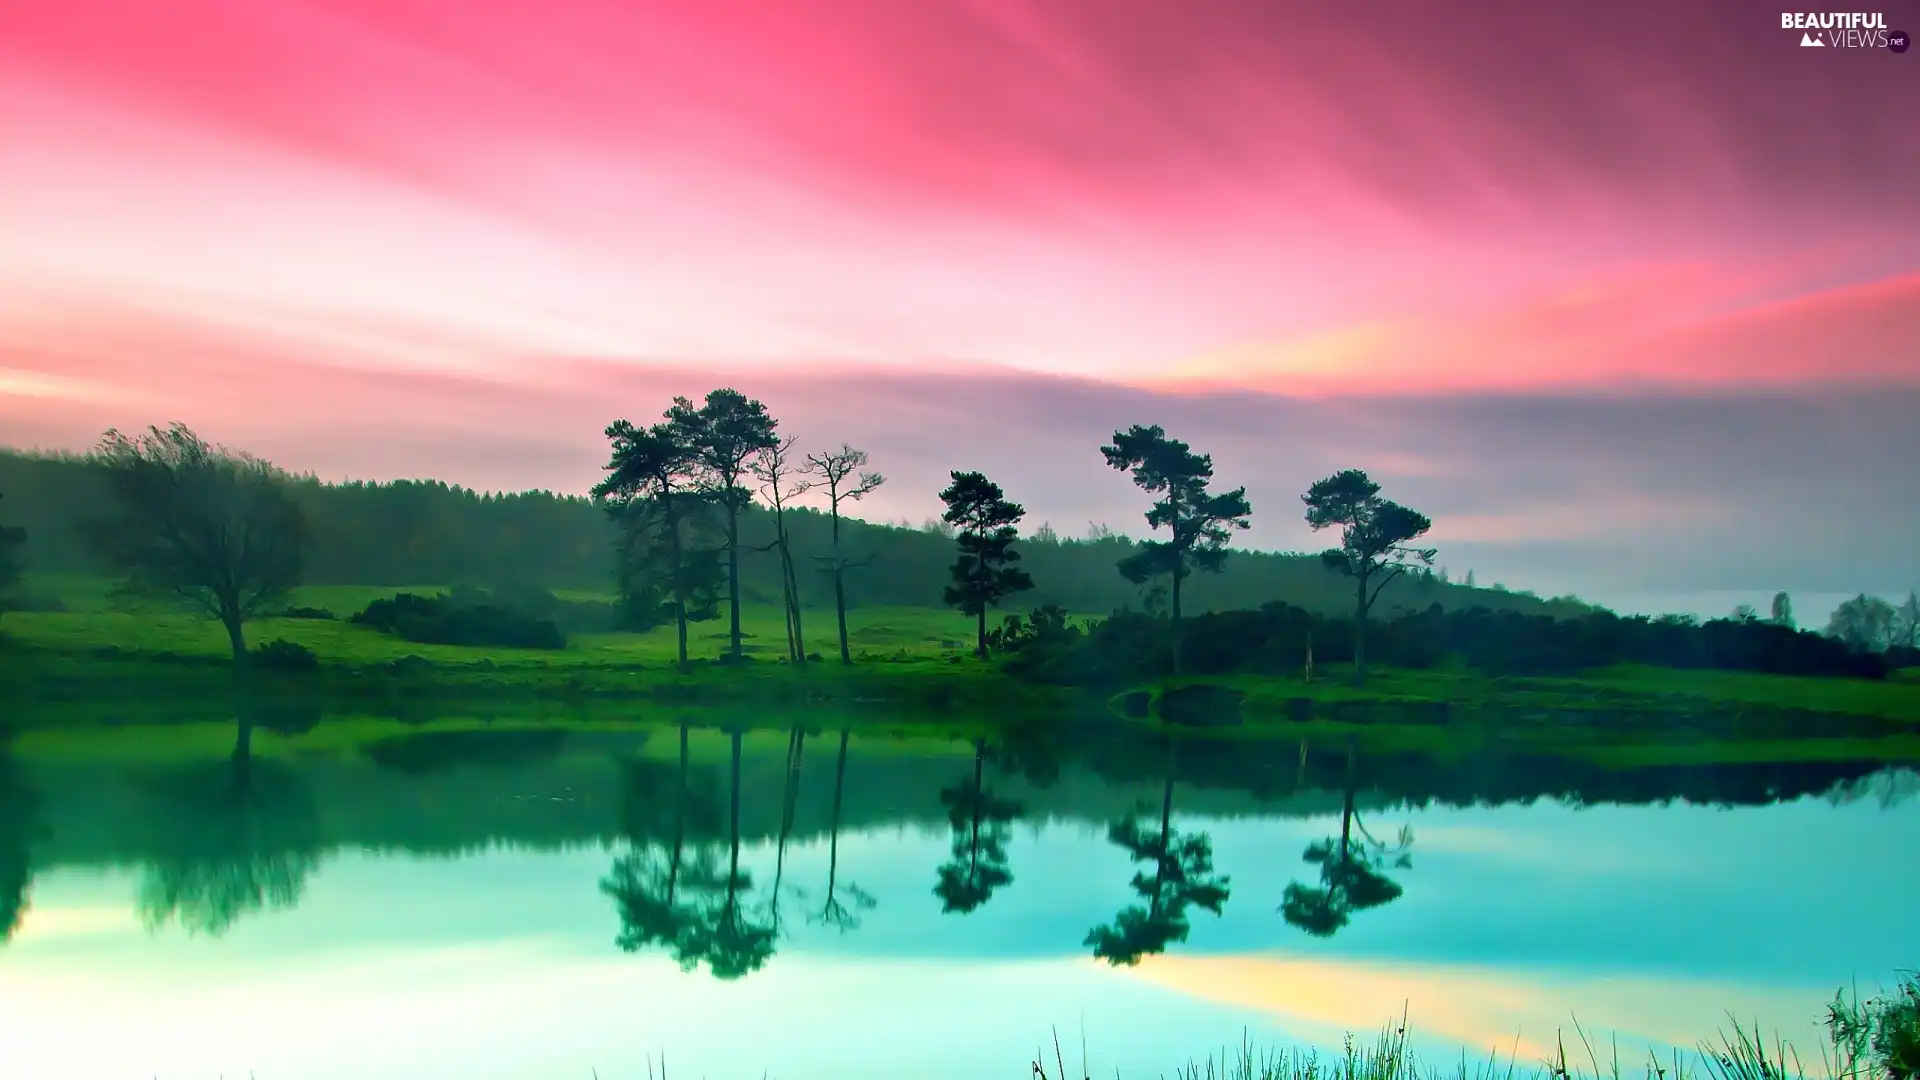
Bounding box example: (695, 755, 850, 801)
(2, 0, 1917, 601)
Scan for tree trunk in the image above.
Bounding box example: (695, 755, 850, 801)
(224, 615, 249, 669)
(831, 506, 853, 665)
(967, 744, 984, 885)
(726, 503, 744, 659)
(824, 729, 849, 912)
(1150, 768, 1176, 917)
(1170, 566, 1184, 677)
(1169, 503, 1184, 677)
(669, 722, 689, 904)
(1337, 741, 1357, 867)
(1352, 574, 1369, 688)
(974, 544, 989, 660)
(782, 539, 806, 663)
(727, 730, 743, 911)
(770, 728, 804, 922)
(230, 711, 254, 775)
(668, 505, 690, 673)
(1338, 768, 1356, 866)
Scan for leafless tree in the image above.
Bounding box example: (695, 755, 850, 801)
(750, 436, 814, 664)
(803, 445, 884, 665)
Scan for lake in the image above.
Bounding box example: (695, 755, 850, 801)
(1, 713, 1915, 1080)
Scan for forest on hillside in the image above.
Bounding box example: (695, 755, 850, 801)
(0, 447, 1575, 620)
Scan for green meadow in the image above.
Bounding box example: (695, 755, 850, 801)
(8, 575, 1920, 744)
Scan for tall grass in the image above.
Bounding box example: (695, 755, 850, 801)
(1029, 975, 1920, 1080)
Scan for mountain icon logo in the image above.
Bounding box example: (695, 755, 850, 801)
(1800, 31, 1825, 45)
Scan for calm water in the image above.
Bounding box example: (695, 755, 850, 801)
(1, 714, 1916, 1080)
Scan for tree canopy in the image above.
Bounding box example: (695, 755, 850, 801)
(1303, 469, 1435, 685)
(938, 471, 1035, 658)
(667, 390, 780, 660)
(0, 491, 25, 612)
(1101, 425, 1251, 672)
(82, 424, 307, 663)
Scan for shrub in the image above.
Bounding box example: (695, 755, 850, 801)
(351, 591, 567, 650)
(274, 606, 337, 621)
(252, 638, 320, 673)
(5, 593, 67, 613)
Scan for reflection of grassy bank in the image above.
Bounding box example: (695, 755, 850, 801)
(12, 645, 1920, 732)
(10, 684, 1920, 767)
(1046, 978, 1918, 1080)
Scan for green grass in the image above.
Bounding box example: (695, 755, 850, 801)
(6, 576, 1919, 729)
(1031, 977, 1919, 1080)
(11, 575, 989, 663)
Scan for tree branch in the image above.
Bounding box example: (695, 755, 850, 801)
(1365, 563, 1408, 613)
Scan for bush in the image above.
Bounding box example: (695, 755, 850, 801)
(252, 638, 320, 673)
(4, 593, 67, 613)
(996, 600, 1900, 688)
(351, 591, 567, 650)
(274, 606, 337, 621)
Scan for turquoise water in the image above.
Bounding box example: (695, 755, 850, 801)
(0, 721, 1915, 1079)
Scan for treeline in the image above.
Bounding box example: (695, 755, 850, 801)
(0, 447, 1571, 621)
(992, 601, 1919, 686)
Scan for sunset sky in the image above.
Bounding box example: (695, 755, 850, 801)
(2, 0, 1916, 608)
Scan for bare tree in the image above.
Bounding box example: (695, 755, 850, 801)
(804, 445, 885, 665)
(750, 436, 814, 664)
(84, 425, 307, 668)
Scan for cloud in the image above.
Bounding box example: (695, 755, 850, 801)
(3, 0, 1916, 386)
(1161, 267, 1920, 393)
(3, 0, 1916, 603)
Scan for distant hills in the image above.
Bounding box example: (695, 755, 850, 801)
(0, 447, 1581, 618)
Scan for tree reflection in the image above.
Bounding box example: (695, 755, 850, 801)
(934, 737, 1022, 914)
(601, 722, 722, 957)
(0, 743, 40, 942)
(764, 725, 808, 935)
(675, 729, 776, 978)
(812, 729, 875, 932)
(1085, 741, 1230, 965)
(136, 710, 323, 937)
(601, 726, 775, 979)
(1280, 742, 1413, 937)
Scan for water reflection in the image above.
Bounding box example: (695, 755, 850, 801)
(132, 714, 322, 937)
(812, 728, 875, 932)
(0, 739, 39, 940)
(1280, 741, 1414, 938)
(1085, 739, 1230, 965)
(601, 721, 722, 961)
(933, 737, 1022, 914)
(600, 723, 783, 977)
(1, 699, 1916, 1080)
(678, 728, 777, 979)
